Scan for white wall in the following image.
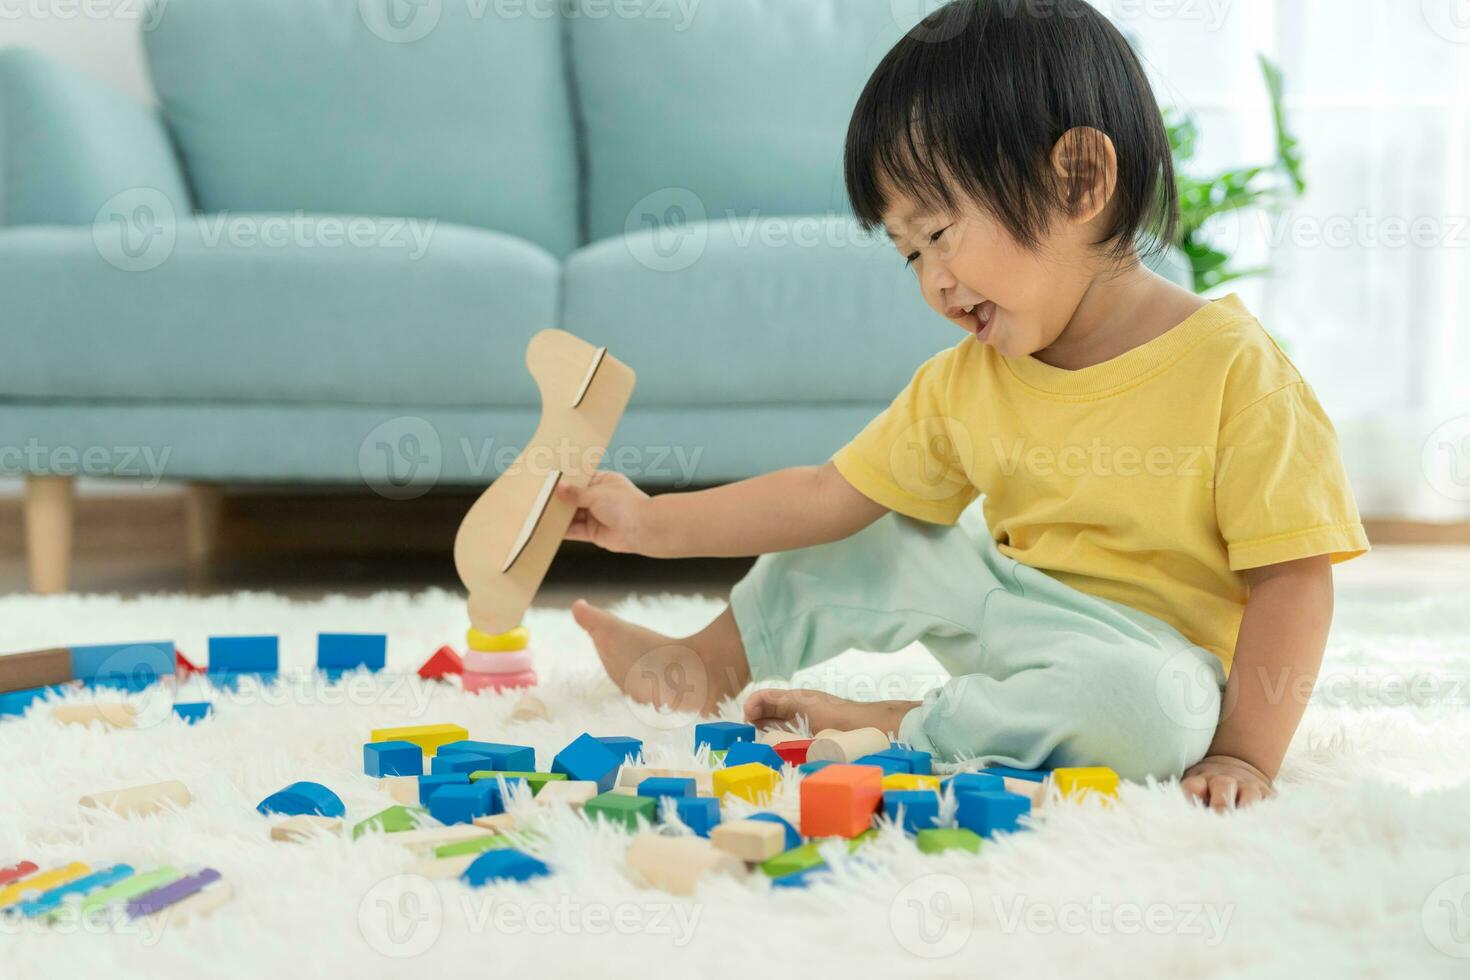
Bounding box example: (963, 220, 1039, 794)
(0, 3, 156, 104)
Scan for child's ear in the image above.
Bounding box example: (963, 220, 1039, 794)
(1050, 126, 1119, 225)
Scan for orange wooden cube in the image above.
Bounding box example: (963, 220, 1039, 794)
(800, 764, 883, 838)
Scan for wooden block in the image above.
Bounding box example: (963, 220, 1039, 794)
(884, 773, 942, 792)
(917, 828, 983, 855)
(0, 647, 72, 694)
(51, 702, 138, 729)
(382, 824, 493, 854)
(711, 820, 787, 863)
(369, 723, 468, 757)
(536, 781, 600, 809)
(455, 331, 636, 634)
(624, 833, 745, 896)
(0, 863, 90, 910)
(270, 815, 343, 842)
(380, 776, 420, 806)
(806, 728, 890, 764)
(712, 762, 779, 804)
(1003, 776, 1046, 806)
(79, 780, 192, 818)
(472, 813, 518, 834)
(1052, 766, 1119, 801)
(509, 693, 550, 723)
(151, 879, 232, 924)
(800, 764, 883, 838)
(0, 861, 38, 886)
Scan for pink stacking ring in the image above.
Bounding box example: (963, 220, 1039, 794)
(462, 669, 538, 693)
(463, 649, 534, 674)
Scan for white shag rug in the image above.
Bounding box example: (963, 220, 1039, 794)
(2, 586, 1470, 980)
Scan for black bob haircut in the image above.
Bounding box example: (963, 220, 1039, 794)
(845, 0, 1178, 261)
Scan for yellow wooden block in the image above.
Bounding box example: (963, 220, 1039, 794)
(712, 763, 779, 805)
(883, 773, 941, 792)
(0, 863, 90, 910)
(1052, 766, 1120, 800)
(466, 626, 529, 653)
(369, 723, 468, 757)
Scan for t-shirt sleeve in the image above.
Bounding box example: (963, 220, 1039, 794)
(1214, 381, 1370, 570)
(831, 347, 980, 525)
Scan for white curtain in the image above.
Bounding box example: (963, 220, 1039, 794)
(1097, 0, 1470, 522)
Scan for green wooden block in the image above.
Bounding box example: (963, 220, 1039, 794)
(916, 828, 982, 855)
(353, 805, 430, 839)
(432, 830, 542, 859)
(849, 829, 878, 851)
(73, 866, 182, 919)
(467, 771, 567, 796)
(709, 749, 727, 763)
(760, 842, 825, 878)
(583, 792, 657, 830)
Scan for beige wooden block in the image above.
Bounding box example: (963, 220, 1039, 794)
(472, 813, 518, 833)
(619, 767, 713, 796)
(270, 815, 343, 842)
(79, 780, 192, 817)
(758, 729, 804, 746)
(806, 727, 890, 764)
(387, 825, 493, 854)
(625, 833, 745, 896)
(1004, 777, 1047, 807)
(380, 776, 419, 806)
(710, 820, 786, 863)
(410, 854, 479, 880)
(536, 781, 599, 809)
(150, 880, 233, 924)
(52, 702, 138, 729)
(509, 693, 549, 723)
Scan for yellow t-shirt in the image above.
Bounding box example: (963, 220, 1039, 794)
(832, 294, 1369, 672)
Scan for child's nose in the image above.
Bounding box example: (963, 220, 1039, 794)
(922, 258, 958, 294)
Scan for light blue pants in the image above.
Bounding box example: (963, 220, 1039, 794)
(730, 498, 1226, 781)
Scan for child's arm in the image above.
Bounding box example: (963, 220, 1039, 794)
(557, 462, 890, 558)
(1181, 554, 1335, 810)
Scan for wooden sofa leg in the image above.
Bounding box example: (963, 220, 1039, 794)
(184, 483, 224, 564)
(25, 475, 75, 594)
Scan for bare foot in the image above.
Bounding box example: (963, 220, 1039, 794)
(571, 600, 750, 715)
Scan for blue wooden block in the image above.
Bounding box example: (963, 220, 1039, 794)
(0, 684, 70, 718)
(172, 701, 213, 724)
(595, 736, 643, 764)
(207, 636, 279, 675)
(550, 733, 622, 793)
(364, 740, 424, 778)
(798, 760, 837, 778)
(429, 781, 496, 825)
(70, 642, 172, 689)
(637, 777, 695, 799)
(869, 747, 932, 776)
(431, 752, 499, 776)
(884, 790, 940, 834)
(723, 741, 784, 771)
(257, 781, 345, 818)
(438, 741, 535, 772)
(674, 797, 721, 837)
(15, 863, 134, 918)
(956, 790, 1031, 838)
(980, 765, 1050, 783)
(771, 865, 831, 889)
(417, 773, 469, 805)
(208, 669, 279, 690)
(694, 721, 755, 752)
(462, 848, 550, 887)
(747, 812, 801, 850)
(946, 772, 1005, 795)
(854, 753, 910, 775)
(316, 633, 386, 672)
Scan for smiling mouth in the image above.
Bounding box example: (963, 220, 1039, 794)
(946, 300, 997, 335)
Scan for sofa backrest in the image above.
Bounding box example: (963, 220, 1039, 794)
(143, 0, 579, 257)
(567, 0, 923, 244)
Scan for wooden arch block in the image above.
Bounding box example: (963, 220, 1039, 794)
(455, 330, 636, 634)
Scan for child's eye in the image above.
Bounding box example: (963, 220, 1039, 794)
(929, 227, 948, 244)
(904, 252, 920, 267)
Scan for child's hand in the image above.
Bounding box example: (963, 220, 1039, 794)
(744, 688, 920, 739)
(558, 472, 657, 555)
(1181, 754, 1274, 811)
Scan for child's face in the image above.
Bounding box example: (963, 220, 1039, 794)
(881, 191, 1093, 359)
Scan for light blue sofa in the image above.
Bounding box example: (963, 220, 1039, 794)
(0, 0, 1189, 590)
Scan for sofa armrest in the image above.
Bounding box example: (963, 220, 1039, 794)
(0, 48, 191, 228)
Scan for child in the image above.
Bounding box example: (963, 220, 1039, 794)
(556, 0, 1367, 811)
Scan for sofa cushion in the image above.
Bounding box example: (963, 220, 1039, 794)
(568, 0, 922, 242)
(144, 0, 579, 257)
(0, 218, 558, 407)
(561, 215, 956, 406)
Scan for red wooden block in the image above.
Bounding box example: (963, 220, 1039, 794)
(774, 739, 813, 766)
(175, 648, 204, 675)
(0, 861, 38, 886)
(418, 645, 464, 681)
(800, 764, 883, 838)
